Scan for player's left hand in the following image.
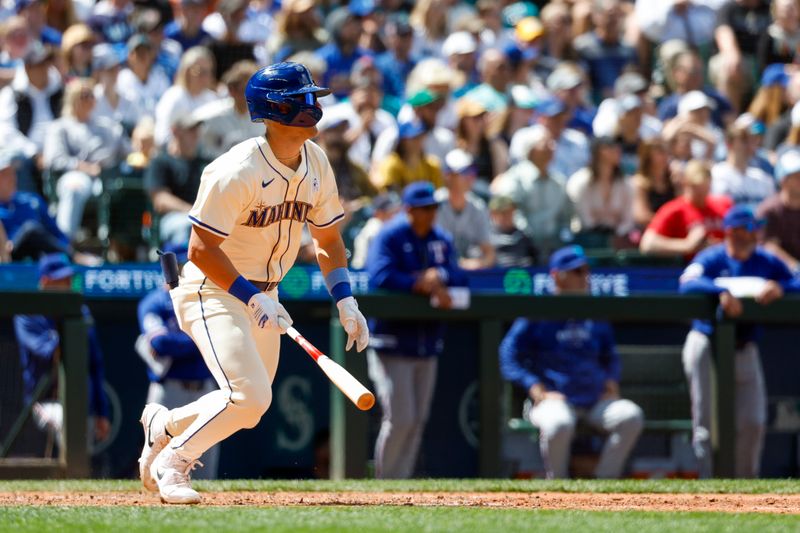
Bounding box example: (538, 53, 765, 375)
(337, 296, 369, 352)
(756, 280, 784, 305)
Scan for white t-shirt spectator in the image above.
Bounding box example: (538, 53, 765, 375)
(92, 83, 139, 132)
(635, 0, 719, 46)
(154, 85, 219, 147)
(116, 67, 171, 120)
(434, 188, 492, 260)
(567, 168, 635, 237)
(711, 161, 777, 210)
(324, 101, 396, 172)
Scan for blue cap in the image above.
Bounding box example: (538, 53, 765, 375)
(402, 181, 438, 208)
(723, 205, 764, 231)
(761, 63, 789, 88)
(398, 119, 426, 140)
(536, 97, 567, 117)
(38, 253, 75, 280)
(502, 43, 537, 67)
(348, 0, 375, 16)
(549, 245, 588, 272)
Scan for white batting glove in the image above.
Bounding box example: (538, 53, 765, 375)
(336, 296, 369, 352)
(247, 292, 292, 334)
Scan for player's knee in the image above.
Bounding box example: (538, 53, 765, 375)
(541, 418, 575, 440)
(617, 401, 645, 436)
(236, 387, 272, 429)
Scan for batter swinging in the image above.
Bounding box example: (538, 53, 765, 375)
(137, 62, 370, 504)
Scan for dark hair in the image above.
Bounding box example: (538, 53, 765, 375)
(589, 136, 622, 182)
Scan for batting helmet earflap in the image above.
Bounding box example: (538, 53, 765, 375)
(245, 62, 331, 127)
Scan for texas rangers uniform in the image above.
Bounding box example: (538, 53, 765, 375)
(157, 136, 344, 461)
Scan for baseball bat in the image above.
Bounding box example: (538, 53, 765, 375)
(278, 317, 375, 411)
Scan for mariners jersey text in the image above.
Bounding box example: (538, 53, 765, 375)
(243, 200, 312, 228)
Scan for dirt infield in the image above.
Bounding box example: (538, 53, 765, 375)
(1, 491, 800, 513)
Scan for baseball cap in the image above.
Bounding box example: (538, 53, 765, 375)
(776, 150, 800, 182)
(442, 31, 477, 58)
(23, 42, 53, 66)
(372, 192, 401, 212)
(402, 181, 438, 208)
(515, 16, 544, 43)
(547, 67, 582, 92)
(443, 148, 476, 175)
(614, 72, 648, 97)
(618, 94, 642, 113)
(397, 119, 426, 139)
(678, 90, 715, 116)
(455, 98, 486, 119)
(723, 205, 764, 231)
(406, 88, 442, 108)
(38, 253, 75, 280)
(761, 63, 789, 88)
(348, 0, 376, 17)
(549, 245, 588, 273)
(92, 43, 123, 71)
(316, 104, 352, 132)
(509, 84, 537, 109)
(536, 97, 567, 117)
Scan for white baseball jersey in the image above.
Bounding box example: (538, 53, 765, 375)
(182, 136, 344, 284)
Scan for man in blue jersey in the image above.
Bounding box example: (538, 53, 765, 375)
(499, 245, 643, 479)
(136, 245, 218, 483)
(679, 205, 800, 478)
(365, 181, 467, 479)
(13, 253, 110, 449)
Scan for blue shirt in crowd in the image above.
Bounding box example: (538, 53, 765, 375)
(163, 23, 211, 51)
(366, 214, 467, 358)
(499, 317, 620, 408)
(14, 305, 110, 417)
(679, 244, 800, 343)
(375, 51, 417, 100)
(0, 191, 68, 245)
(314, 43, 371, 98)
(137, 287, 211, 382)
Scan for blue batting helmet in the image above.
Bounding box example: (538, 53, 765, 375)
(245, 62, 331, 127)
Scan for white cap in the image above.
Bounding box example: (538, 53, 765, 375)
(317, 104, 354, 132)
(776, 149, 800, 182)
(442, 31, 477, 57)
(678, 90, 715, 116)
(509, 124, 549, 163)
(444, 148, 475, 174)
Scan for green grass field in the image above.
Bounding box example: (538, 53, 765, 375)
(1, 479, 799, 533)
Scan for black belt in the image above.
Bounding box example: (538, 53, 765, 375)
(249, 280, 280, 292)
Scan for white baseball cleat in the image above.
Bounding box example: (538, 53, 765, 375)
(138, 403, 169, 492)
(151, 447, 203, 505)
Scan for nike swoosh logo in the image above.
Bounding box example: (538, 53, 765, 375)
(156, 467, 165, 481)
(262, 178, 275, 188)
(147, 412, 156, 448)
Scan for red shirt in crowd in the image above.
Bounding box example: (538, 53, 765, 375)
(646, 195, 733, 253)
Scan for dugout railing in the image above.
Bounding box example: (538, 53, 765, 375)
(328, 294, 800, 480)
(0, 290, 88, 479)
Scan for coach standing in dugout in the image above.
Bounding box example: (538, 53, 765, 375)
(365, 181, 467, 479)
(499, 245, 644, 479)
(679, 205, 800, 478)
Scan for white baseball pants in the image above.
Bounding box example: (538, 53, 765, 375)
(527, 397, 644, 479)
(164, 277, 281, 462)
(682, 330, 766, 478)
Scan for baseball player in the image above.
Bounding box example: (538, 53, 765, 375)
(137, 62, 370, 504)
(499, 245, 644, 479)
(679, 205, 800, 478)
(135, 246, 219, 480)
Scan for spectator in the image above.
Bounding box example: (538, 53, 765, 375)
(679, 205, 800, 478)
(546, 64, 594, 136)
(132, 8, 182, 82)
(630, 138, 676, 228)
(455, 98, 508, 186)
(266, 0, 326, 64)
(144, 113, 209, 246)
(207, 0, 257, 80)
(45, 0, 78, 33)
(567, 137, 635, 245)
(60, 23, 95, 79)
(757, 0, 800, 68)
(87, 0, 133, 45)
(663, 90, 723, 163)
(126, 116, 156, 170)
(496, 125, 573, 258)
(499, 245, 644, 479)
(91, 43, 138, 134)
(136, 249, 219, 479)
(434, 149, 495, 270)
(711, 0, 772, 113)
(499, 84, 537, 147)
(441, 31, 479, 98)
(712, 123, 776, 210)
(640, 160, 732, 259)
(0, 150, 77, 262)
(314, 7, 369, 99)
(402, 57, 458, 130)
(488, 195, 538, 267)
(657, 49, 732, 128)
(0, 16, 31, 75)
(747, 64, 792, 128)
(635, 0, 717, 52)
(154, 46, 218, 148)
(408, 0, 449, 58)
(374, 15, 417, 101)
(573, 0, 636, 104)
(366, 181, 467, 478)
(195, 60, 261, 160)
(757, 150, 800, 272)
(611, 95, 647, 177)
(43, 78, 128, 239)
(512, 16, 550, 81)
(116, 34, 170, 118)
(764, 73, 800, 152)
(351, 192, 401, 269)
(164, 0, 212, 52)
(13, 253, 110, 449)
(17, 0, 61, 46)
(464, 47, 510, 113)
(373, 119, 442, 192)
(540, 1, 575, 64)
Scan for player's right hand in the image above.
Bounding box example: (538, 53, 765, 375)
(247, 293, 293, 333)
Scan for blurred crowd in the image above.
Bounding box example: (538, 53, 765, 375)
(0, 0, 799, 271)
